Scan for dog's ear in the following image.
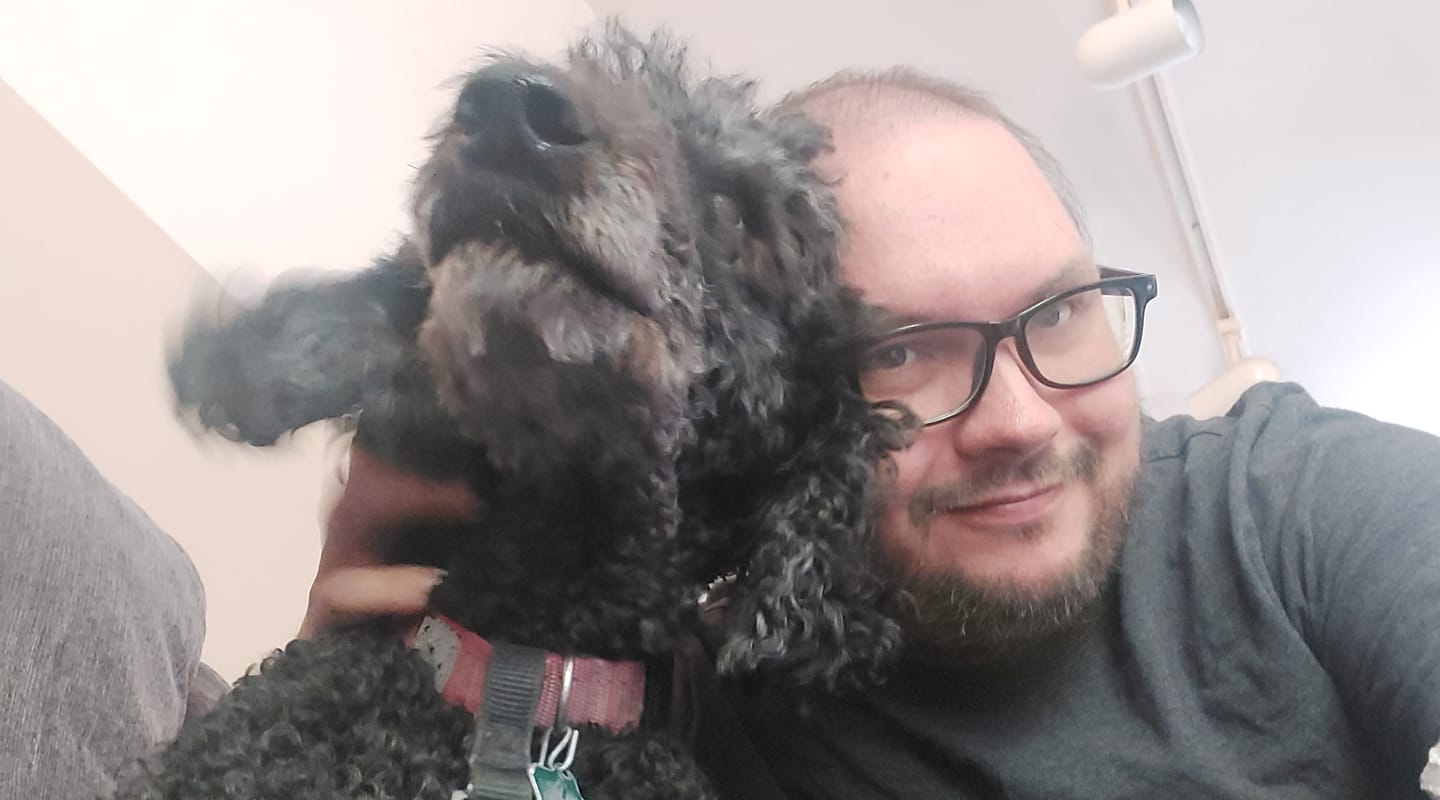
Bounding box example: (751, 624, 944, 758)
(762, 106, 833, 167)
(695, 104, 918, 694)
(714, 380, 910, 693)
(710, 153, 914, 690)
(169, 243, 429, 447)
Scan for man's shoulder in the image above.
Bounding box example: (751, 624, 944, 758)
(1128, 379, 1440, 615)
(1126, 383, 1344, 604)
(1138, 380, 1423, 464)
(1142, 381, 1309, 461)
(1142, 381, 1440, 485)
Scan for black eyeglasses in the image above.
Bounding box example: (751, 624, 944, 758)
(859, 267, 1158, 426)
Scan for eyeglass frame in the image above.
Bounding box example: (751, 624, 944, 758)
(863, 267, 1159, 427)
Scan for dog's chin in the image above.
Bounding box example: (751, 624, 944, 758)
(418, 240, 693, 465)
(424, 239, 650, 352)
(417, 137, 673, 309)
(419, 315, 685, 487)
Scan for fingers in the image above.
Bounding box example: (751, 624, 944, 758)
(304, 440, 481, 639)
(318, 440, 483, 569)
(319, 444, 482, 568)
(297, 564, 446, 639)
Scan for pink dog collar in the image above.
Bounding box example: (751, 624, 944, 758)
(406, 615, 646, 734)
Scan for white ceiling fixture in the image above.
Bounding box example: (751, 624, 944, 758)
(1078, 0, 1280, 418)
(1077, 0, 1204, 89)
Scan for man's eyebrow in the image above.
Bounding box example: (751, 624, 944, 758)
(867, 258, 1099, 330)
(1026, 258, 1099, 307)
(869, 306, 921, 330)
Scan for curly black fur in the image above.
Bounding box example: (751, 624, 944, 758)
(117, 633, 709, 799)
(135, 20, 912, 800)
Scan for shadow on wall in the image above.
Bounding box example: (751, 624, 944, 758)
(0, 78, 333, 680)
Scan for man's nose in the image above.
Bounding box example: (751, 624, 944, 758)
(948, 344, 1061, 457)
(453, 65, 593, 161)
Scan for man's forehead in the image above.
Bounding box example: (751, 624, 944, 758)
(823, 110, 1090, 325)
(860, 256, 1099, 328)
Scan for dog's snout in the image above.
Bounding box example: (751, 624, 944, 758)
(520, 80, 590, 147)
(455, 66, 591, 156)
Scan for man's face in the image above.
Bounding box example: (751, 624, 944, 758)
(825, 112, 1143, 661)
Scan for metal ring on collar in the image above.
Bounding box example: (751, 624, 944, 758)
(556, 656, 576, 732)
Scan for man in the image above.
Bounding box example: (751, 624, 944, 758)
(308, 69, 1440, 798)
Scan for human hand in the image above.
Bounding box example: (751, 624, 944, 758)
(298, 440, 481, 639)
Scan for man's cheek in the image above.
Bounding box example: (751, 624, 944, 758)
(877, 446, 934, 539)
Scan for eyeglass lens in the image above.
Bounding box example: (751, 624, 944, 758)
(859, 284, 1141, 423)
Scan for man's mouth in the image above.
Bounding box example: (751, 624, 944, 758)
(943, 483, 1065, 528)
(958, 484, 1061, 511)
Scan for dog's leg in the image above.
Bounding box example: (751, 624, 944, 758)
(169, 243, 432, 447)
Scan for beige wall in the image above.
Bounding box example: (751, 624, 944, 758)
(0, 0, 596, 681)
(0, 78, 330, 679)
(0, 0, 596, 282)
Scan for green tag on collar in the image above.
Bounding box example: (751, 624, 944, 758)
(529, 765, 585, 800)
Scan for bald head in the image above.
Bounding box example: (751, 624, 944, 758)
(775, 68, 1088, 241)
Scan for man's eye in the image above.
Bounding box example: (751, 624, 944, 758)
(1033, 300, 1075, 329)
(866, 344, 916, 370)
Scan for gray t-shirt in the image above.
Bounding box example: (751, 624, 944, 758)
(701, 383, 1440, 799)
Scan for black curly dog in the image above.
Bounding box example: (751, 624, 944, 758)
(124, 24, 912, 800)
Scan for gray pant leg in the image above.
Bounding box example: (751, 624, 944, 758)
(0, 378, 206, 796)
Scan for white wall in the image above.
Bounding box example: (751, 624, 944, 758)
(0, 1, 595, 679)
(0, 0, 594, 281)
(584, 0, 1226, 418)
(1161, 0, 1440, 433)
(587, 0, 1440, 432)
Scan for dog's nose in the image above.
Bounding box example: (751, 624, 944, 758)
(454, 66, 591, 155)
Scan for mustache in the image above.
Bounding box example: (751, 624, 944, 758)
(908, 444, 1100, 528)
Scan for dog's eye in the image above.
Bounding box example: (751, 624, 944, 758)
(709, 193, 745, 231)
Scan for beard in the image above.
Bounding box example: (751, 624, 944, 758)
(885, 442, 1137, 668)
